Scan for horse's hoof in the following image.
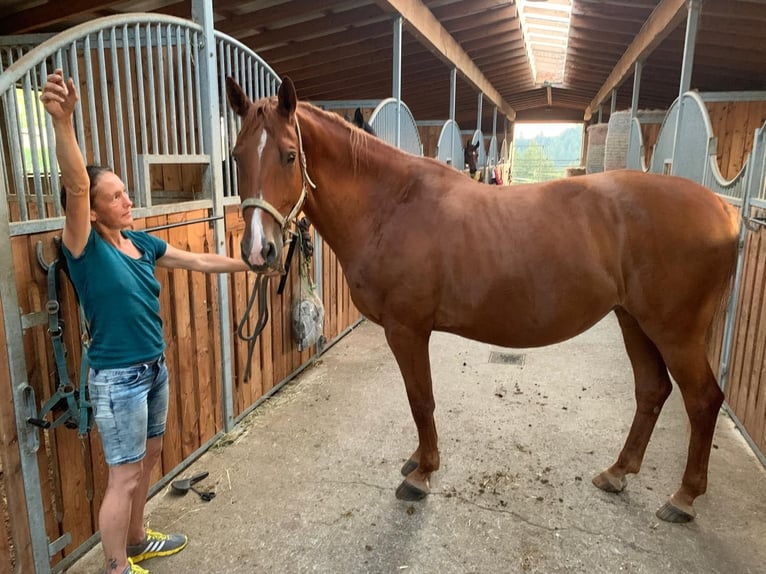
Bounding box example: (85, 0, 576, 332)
(395, 480, 428, 501)
(592, 470, 627, 493)
(656, 500, 696, 523)
(400, 458, 418, 477)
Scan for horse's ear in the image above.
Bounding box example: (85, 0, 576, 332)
(473, 141, 480, 151)
(226, 76, 250, 117)
(278, 76, 298, 118)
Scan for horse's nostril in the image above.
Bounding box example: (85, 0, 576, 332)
(263, 241, 277, 265)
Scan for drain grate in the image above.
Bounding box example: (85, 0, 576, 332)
(488, 351, 526, 366)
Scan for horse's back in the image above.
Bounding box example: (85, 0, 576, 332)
(422, 170, 738, 347)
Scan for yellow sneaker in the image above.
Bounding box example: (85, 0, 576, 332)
(104, 558, 148, 574)
(127, 528, 188, 563)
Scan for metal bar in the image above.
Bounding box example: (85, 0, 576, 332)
(147, 24, 159, 154)
(671, 0, 701, 175)
(184, 28, 195, 154)
(122, 24, 140, 205)
(392, 15, 402, 149)
(0, 116, 52, 573)
(192, 0, 236, 433)
(5, 84, 29, 220)
(631, 60, 642, 119)
(97, 29, 114, 168)
(42, 59, 62, 216)
(110, 26, 128, 182)
(175, 26, 187, 155)
(32, 61, 54, 214)
(477, 93, 483, 132)
(193, 30, 204, 156)
(718, 129, 766, 391)
(144, 215, 223, 233)
(83, 35, 100, 164)
(156, 23, 169, 154)
(135, 23, 148, 161)
(165, 24, 178, 155)
(23, 69, 45, 216)
(610, 88, 617, 115)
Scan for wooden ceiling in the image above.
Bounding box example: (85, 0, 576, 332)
(2, 0, 765, 133)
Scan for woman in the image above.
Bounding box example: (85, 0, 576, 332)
(41, 69, 250, 574)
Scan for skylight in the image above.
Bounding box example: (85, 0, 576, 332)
(516, 0, 573, 86)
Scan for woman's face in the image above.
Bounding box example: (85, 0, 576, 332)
(90, 171, 134, 229)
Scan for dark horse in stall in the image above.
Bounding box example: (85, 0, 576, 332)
(351, 107, 375, 136)
(464, 139, 481, 178)
(226, 76, 739, 523)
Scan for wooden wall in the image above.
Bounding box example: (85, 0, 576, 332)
(417, 125, 442, 158)
(724, 206, 766, 455)
(707, 101, 766, 180)
(0, 205, 360, 570)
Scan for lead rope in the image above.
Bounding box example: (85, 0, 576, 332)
(236, 273, 272, 382)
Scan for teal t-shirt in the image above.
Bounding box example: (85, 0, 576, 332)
(62, 229, 168, 369)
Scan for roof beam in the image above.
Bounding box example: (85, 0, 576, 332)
(0, 0, 125, 34)
(584, 0, 688, 120)
(374, 0, 516, 120)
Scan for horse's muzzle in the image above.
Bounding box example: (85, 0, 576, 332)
(241, 237, 284, 274)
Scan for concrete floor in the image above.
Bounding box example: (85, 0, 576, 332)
(68, 315, 766, 574)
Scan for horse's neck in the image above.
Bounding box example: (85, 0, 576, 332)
(298, 105, 395, 262)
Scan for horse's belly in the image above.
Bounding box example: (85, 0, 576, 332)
(443, 303, 615, 348)
(435, 273, 620, 348)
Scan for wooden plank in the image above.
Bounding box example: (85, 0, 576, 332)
(728, 104, 749, 179)
(187, 216, 215, 443)
(743, 207, 766, 451)
(149, 214, 182, 476)
(258, 273, 274, 394)
(705, 101, 729, 177)
(0, 476, 11, 573)
(268, 272, 284, 384)
(736, 227, 765, 425)
(727, 227, 757, 412)
(167, 214, 197, 460)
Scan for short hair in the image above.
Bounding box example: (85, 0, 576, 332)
(60, 165, 113, 211)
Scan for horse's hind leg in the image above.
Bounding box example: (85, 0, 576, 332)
(593, 308, 673, 493)
(383, 322, 439, 501)
(654, 342, 723, 522)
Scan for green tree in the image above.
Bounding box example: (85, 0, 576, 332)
(512, 140, 560, 183)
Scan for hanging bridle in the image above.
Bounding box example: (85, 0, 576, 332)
(236, 115, 317, 382)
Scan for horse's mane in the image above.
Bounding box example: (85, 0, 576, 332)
(297, 102, 376, 178)
(295, 101, 472, 184)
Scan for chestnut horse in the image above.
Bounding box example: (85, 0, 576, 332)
(226, 76, 739, 523)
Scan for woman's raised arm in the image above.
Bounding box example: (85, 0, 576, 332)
(40, 69, 91, 256)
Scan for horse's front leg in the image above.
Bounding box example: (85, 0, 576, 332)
(384, 322, 438, 501)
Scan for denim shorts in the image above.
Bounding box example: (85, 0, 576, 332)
(88, 354, 169, 466)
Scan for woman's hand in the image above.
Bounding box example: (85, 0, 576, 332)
(40, 68, 78, 121)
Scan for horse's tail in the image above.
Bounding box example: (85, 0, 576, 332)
(706, 198, 741, 353)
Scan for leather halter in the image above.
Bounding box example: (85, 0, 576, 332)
(239, 116, 316, 242)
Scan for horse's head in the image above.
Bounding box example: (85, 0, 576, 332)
(464, 140, 480, 176)
(226, 75, 307, 274)
(352, 107, 376, 136)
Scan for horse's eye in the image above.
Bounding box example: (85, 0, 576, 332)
(286, 151, 297, 165)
